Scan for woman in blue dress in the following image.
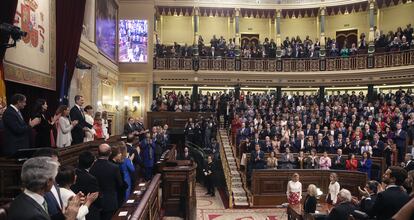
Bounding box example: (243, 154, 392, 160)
(359, 151, 372, 179)
(120, 144, 136, 201)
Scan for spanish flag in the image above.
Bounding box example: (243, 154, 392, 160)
(0, 63, 6, 106)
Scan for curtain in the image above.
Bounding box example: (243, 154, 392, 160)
(0, 0, 19, 105)
(56, 0, 86, 105)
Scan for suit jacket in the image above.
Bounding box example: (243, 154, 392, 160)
(327, 202, 356, 220)
(394, 130, 407, 148)
(123, 123, 135, 135)
(1, 106, 32, 156)
(8, 193, 50, 220)
(303, 195, 317, 213)
(44, 186, 65, 220)
(141, 139, 155, 167)
(332, 155, 346, 170)
(405, 160, 414, 172)
(32, 113, 53, 147)
(359, 194, 377, 214)
(251, 150, 265, 169)
(369, 186, 410, 220)
(69, 106, 92, 145)
(90, 159, 124, 212)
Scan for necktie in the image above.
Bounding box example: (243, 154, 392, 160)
(17, 110, 24, 121)
(149, 142, 153, 160)
(79, 107, 85, 118)
(42, 200, 49, 214)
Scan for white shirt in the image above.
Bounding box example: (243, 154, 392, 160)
(328, 181, 340, 204)
(24, 189, 46, 211)
(60, 187, 89, 220)
(51, 185, 62, 209)
(286, 180, 302, 199)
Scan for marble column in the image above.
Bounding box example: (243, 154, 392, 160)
(234, 8, 241, 56)
(319, 7, 326, 57)
(275, 9, 282, 58)
(368, 0, 376, 53)
(193, 7, 200, 55)
(91, 65, 99, 111)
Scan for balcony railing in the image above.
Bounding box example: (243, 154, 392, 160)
(154, 49, 414, 72)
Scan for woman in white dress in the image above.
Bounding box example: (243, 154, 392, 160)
(286, 173, 302, 205)
(101, 111, 109, 140)
(56, 166, 99, 220)
(83, 105, 96, 142)
(56, 105, 78, 148)
(326, 172, 340, 205)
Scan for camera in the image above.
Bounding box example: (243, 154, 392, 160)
(0, 23, 27, 49)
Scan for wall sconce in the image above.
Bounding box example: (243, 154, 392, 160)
(115, 101, 120, 111)
(122, 96, 138, 113)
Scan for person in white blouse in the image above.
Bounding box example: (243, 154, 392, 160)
(286, 173, 302, 205)
(56, 166, 99, 220)
(327, 172, 340, 205)
(56, 105, 78, 148)
(83, 105, 96, 142)
(101, 111, 109, 140)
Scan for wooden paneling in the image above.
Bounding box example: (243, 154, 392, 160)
(147, 112, 213, 130)
(251, 169, 367, 207)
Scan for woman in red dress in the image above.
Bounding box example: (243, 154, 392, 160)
(346, 153, 358, 171)
(93, 112, 103, 139)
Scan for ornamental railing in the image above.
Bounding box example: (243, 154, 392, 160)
(154, 49, 414, 72)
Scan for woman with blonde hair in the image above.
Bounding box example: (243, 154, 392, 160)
(286, 173, 302, 205)
(326, 173, 340, 205)
(304, 184, 317, 213)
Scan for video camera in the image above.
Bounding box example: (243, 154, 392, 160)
(0, 23, 27, 49)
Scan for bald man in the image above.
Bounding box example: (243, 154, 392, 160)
(89, 144, 124, 220)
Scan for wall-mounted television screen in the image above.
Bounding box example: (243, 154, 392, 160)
(119, 19, 148, 63)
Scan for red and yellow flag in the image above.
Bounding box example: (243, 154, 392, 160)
(0, 64, 6, 106)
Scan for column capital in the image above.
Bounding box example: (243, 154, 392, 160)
(235, 8, 240, 17)
(276, 9, 281, 18)
(369, 0, 376, 8)
(193, 7, 200, 16)
(319, 6, 326, 16)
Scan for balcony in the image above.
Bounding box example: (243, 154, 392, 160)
(154, 49, 414, 72)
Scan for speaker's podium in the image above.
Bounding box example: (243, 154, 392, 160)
(162, 160, 197, 220)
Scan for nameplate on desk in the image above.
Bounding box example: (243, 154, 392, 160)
(118, 211, 128, 216)
(126, 199, 135, 204)
(138, 183, 146, 187)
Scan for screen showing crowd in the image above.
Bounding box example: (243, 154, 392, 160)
(119, 19, 148, 63)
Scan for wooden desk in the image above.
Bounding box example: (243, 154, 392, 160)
(162, 160, 197, 220)
(112, 174, 161, 220)
(287, 203, 333, 220)
(251, 169, 367, 207)
(147, 112, 214, 131)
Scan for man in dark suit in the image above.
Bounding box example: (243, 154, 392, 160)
(8, 157, 60, 220)
(70, 95, 92, 145)
(294, 133, 306, 153)
(394, 123, 407, 162)
(369, 166, 409, 220)
(371, 134, 385, 157)
(141, 133, 155, 181)
(71, 151, 100, 220)
(403, 153, 414, 172)
(204, 155, 215, 196)
(178, 147, 193, 160)
(326, 189, 356, 220)
(251, 144, 265, 169)
(123, 117, 136, 136)
(90, 144, 124, 220)
(352, 136, 363, 154)
(1, 93, 40, 156)
(332, 149, 346, 170)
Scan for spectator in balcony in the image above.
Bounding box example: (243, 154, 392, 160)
(359, 33, 367, 49)
(329, 42, 339, 57)
(390, 36, 401, 51)
(400, 35, 410, 51)
(374, 26, 381, 42)
(340, 44, 350, 58)
(404, 24, 413, 44)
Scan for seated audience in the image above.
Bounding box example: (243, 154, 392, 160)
(56, 105, 78, 148)
(286, 173, 302, 205)
(327, 173, 340, 205)
(251, 144, 265, 169)
(357, 180, 380, 214)
(305, 149, 319, 169)
(326, 189, 356, 220)
(332, 149, 346, 170)
(296, 150, 306, 169)
(281, 147, 295, 169)
(56, 166, 99, 220)
(303, 184, 318, 214)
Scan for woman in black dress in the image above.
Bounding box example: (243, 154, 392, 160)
(31, 99, 59, 148)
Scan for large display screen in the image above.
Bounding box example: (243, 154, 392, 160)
(119, 19, 148, 63)
(96, 0, 117, 62)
